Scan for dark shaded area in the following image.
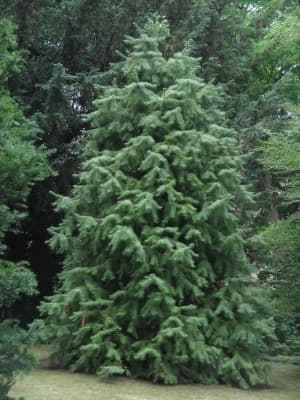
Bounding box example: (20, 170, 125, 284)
(6, 183, 63, 323)
(6, 229, 60, 323)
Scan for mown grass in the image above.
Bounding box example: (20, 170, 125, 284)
(11, 348, 300, 400)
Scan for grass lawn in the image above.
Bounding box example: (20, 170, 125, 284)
(11, 349, 300, 400)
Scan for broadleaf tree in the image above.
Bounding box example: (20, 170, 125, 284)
(41, 17, 273, 388)
(0, 18, 50, 257)
(252, 2, 300, 359)
(0, 18, 49, 400)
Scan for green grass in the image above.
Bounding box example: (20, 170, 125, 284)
(11, 349, 300, 400)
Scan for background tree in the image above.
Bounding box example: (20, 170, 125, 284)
(41, 17, 273, 388)
(242, 0, 300, 362)
(260, 105, 300, 363)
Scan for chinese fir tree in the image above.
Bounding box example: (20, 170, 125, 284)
(41, 17, 272, 388)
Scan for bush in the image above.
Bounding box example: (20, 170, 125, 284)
(0, 320, 36, 399)
(0, 262, 38, 399)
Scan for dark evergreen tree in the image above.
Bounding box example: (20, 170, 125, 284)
(25, 63, 83, 297)
(41, 17, 272, 387)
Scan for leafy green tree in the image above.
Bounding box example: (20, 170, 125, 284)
(41, 17, 273, 388)
(245, 2, 300, 361)
(263, 213, 300, 315)
(260, 105, 300, 361)
(0, 261, 37, 319)
(0, 18, 49, 399)
(256, 2, 300, 300)
(0, 19, 50, 257)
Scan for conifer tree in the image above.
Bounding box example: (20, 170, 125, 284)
(41, 17, 272, 388)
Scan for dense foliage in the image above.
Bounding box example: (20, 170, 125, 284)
(0, 19, 50, 258)
(0, 0, 262, 294)
(0, 261, 37, 399)
(40, 18, 273, 388)
(0, 19, 47, 399)
(0, 262, 37, 399)
(253, 1, 300, 361)
(0, 0, 298, 390)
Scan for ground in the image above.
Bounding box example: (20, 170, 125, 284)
(11, 348, 300, 400)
